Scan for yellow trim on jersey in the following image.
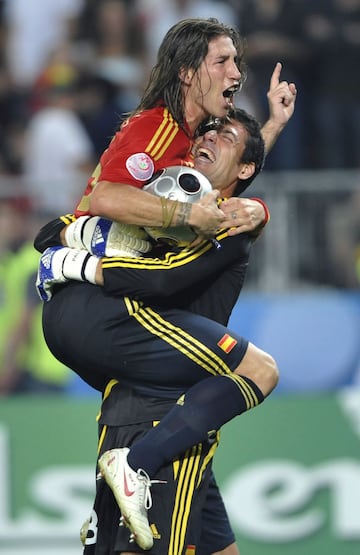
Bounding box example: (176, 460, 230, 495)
(95, 379, 120, 423)
(124, 300, 232, 377)
(144, 109, 171, 153)
(145, 108, 179, 161)
(60, 213, 76, 225)
(102, 240, 211, 269)
(76, 195, 91, 213)
(76, 163, 103, 212)
(97, 424, 108, 455)
(102, 379, 120, 401)
(101, 230, 230, 270)
(154, 126, 180, 161)
(90, 161, 102, 186)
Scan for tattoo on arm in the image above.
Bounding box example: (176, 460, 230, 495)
(175, 202, 192, 226)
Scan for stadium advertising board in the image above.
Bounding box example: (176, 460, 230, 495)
(0, 391, 359, 555)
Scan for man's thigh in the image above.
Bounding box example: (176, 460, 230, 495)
(43, 282, 248, 395)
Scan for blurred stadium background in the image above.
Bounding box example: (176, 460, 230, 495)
(0, 1, 359, 554)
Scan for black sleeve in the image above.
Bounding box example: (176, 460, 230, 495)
(102, 229, 254, 300)
(33, 215, 76, 253)
(183, 260, 249, 326)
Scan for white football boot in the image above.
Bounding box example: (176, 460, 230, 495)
(98, 448, 154, 550)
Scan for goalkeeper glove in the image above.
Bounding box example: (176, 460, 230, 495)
(36, 246, 98, 302)
(65, 216, 152, 257)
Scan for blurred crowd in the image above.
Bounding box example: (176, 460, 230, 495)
(0, 0, 359, 396)
(1, 0, 360, 180)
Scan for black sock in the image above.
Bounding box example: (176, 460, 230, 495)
(127, 374, 264, 476)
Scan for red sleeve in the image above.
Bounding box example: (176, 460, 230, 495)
(75, 107, 194, 216)
(99, 107, 193, 186)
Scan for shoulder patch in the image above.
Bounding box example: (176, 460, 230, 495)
(126, 153, 154, 181)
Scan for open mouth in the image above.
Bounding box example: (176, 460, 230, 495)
(196, 147, 215, 162)
(223, 83, 241, 104)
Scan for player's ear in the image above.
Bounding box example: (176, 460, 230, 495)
(237, 162, 255, 181)
(179, 67, 195, 85)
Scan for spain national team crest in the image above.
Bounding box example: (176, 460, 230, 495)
(217, 333, 238, 353)
(126, 152, 154, 181)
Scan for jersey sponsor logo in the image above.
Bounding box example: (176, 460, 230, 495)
(126, 153, 154, 181)
(217, 334, 238, 353)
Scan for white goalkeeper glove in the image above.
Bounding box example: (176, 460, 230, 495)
(36, 246, 98, 302)
(64, 216, 152, 257)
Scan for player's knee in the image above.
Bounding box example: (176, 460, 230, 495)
(258, 349, 279, 396)
(234, 342, 279, 397)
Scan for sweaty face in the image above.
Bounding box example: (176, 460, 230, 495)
(185, 36, 241, 128)
(193, 120, 248, 195)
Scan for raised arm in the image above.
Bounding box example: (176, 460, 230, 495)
(260, 62, 297, 154)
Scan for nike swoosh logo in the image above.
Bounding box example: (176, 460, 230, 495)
(123, 468, 135, 497)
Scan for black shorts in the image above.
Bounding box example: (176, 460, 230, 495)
(83, 422, 219, 555)
(192, 473, 235, 555)
(43, 282, 249, 396)
(82, 384, 235, 555)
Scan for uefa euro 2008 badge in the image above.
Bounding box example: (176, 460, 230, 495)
(126, 153, 154, 181)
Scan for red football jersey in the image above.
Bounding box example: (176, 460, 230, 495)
(75, 106, 194, 216)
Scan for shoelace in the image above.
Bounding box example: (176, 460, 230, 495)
(136, 468, 167, 510)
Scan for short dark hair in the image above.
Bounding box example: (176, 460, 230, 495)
(197, 108, 265, 194)
(227, 108, 265, 195)
(135, 18, 246, 130)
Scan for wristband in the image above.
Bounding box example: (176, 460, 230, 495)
(65, 216, 90, 249)
(62, 249, 98, 284)
(160, 197, 178, 228)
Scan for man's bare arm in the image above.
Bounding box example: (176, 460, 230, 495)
(260, 62, 297, 154)
(89, 181, 225, 237)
